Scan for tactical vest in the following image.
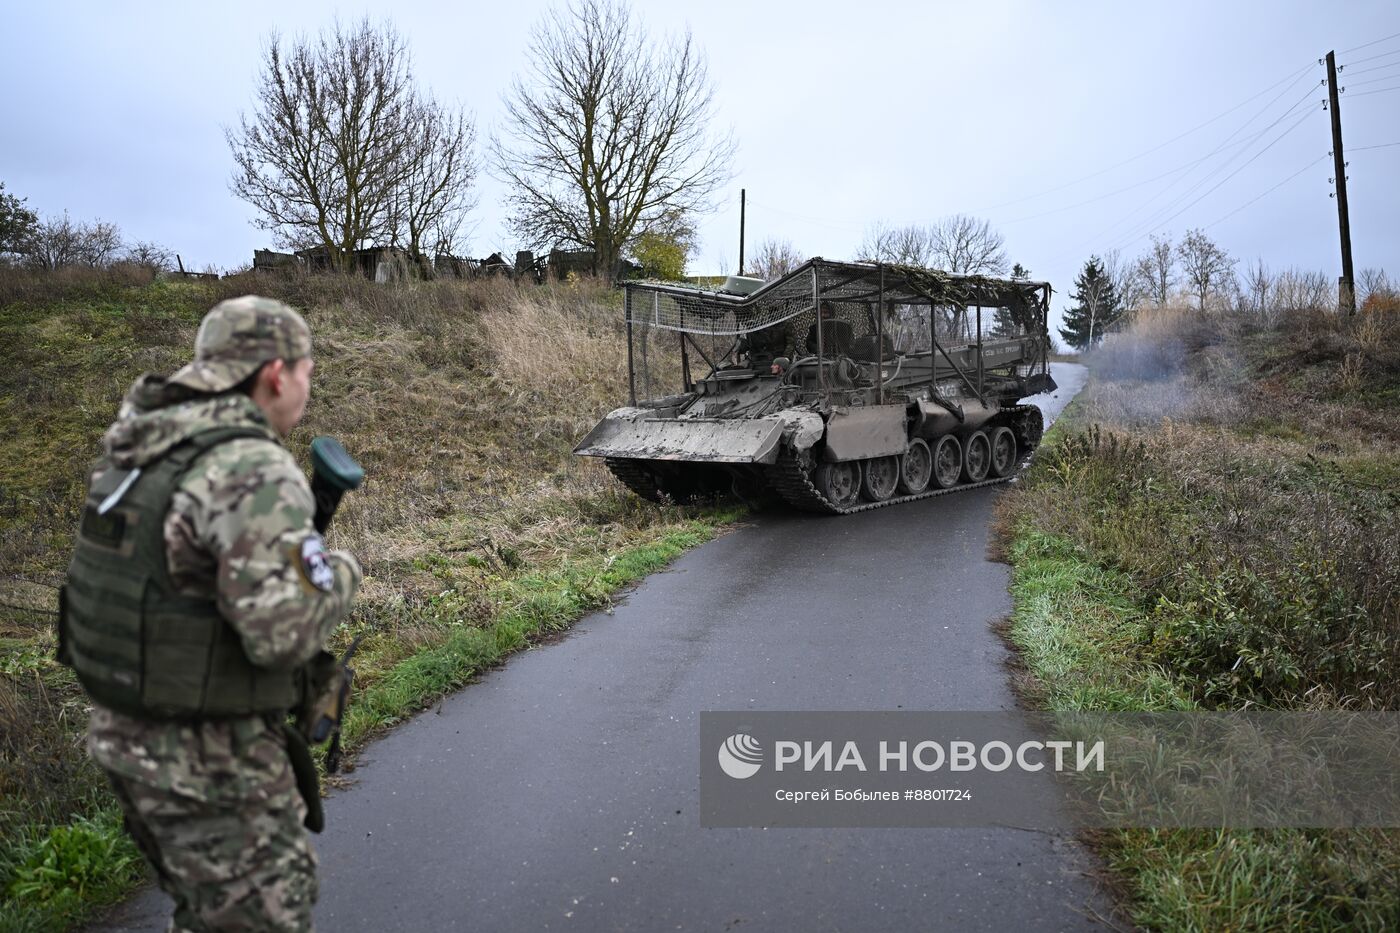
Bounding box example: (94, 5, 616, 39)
(59, 425, 303, 719)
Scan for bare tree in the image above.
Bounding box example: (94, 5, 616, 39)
(125, 241, 174, 273)
(1272, 268, 1332, 315)
(1102, 248, 1145, 313)
(1132, 234, 1175, 306)
(929, 215, 1007, 275)
(1177, 228, 1236, 311)
(492, 0, 735, 281)
(857, 216, 1005, 274)
(388, 95, 478, 263)
(27, 213, 124, 269)
(1358, 268, 1393, 306)
(228, 20, 475, 272)
(27, 212, 84, 269)
(857, 222, 935, 266)
(1243, 258, 1271, 319)
(745, 238, 804, 280)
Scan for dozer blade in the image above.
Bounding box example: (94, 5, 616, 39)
(574, 415, 784, 464)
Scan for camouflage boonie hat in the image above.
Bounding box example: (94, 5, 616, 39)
(168, 296, 312, 393)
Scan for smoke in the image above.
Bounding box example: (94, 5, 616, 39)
(1080, 305, 1242, 426)
(1089, 306, 1193, 383)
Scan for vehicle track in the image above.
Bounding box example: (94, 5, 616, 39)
(606, 404, 1045, 515)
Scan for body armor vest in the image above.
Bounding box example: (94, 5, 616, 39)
(59, 425, 303, 719)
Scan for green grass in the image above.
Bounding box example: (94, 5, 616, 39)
(1002, 522, 1400, 930)
(0, 809, 143, 933)
(0, 269, 746, 930)
(995, 312, 1400, 930)
(1003, 529, 1192, 713)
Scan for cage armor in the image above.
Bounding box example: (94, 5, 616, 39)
(59, 425, 307, 719)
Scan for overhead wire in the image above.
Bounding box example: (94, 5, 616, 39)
(1108, 105, 1320, 254)
(996, 131, 1278, 225)
(1346, 85, 1400, 99)
(1349, 141, 1400, 152)
(1337, 60, 1400, 78)
(744, 52, 1382, 265)
(1203, 154, 1328, 230)
(970, 60, 1317, 212)
(1339, 31, 1400, 55)
(1341, 73, 1400, 89)
(1065, 78, 1322, 261)
(1340, 47, 1400, 67)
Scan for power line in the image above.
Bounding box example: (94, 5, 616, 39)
(968, 60, 1316, 212)
(1339, 31, 1400, 55)
(1347, 85, 1400, 99)
(1338, 60, 1400, 78)
(996, 131, 1274, 225)
(1131, 107, 1319, 245)
(1001, 70, 1322, 226)
(1080, 97, 1317, 264)
(1342, 73, 1400, 89)
(1204, 154, 1328, 229)
(1343, 48, 1400, 67)
(1349, 141, 1400, 152)
(1089, 83, 1322, 257)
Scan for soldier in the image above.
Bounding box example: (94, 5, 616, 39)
(59, 295, 360, 931)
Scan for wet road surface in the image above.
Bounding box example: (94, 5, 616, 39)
(95, 364, 1117, 932)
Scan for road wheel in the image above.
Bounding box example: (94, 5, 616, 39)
(861, 456, 899, 502)
(988, 426, 1019, 477)
(898, 439, 932, 495)
(930, 435, 962, 489)
(962, 430, 991, 483)
(814, 461, 861, 508)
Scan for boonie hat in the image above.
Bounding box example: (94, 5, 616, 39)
(168, 295, 312, 393)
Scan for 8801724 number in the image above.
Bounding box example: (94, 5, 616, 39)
(908, 789, 971, 802)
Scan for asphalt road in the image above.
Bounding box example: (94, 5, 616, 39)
(96, 363, 1114, 932)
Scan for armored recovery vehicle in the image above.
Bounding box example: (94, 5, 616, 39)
(574, 259, 1056, 514)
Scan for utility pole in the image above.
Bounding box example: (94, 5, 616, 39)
(1325, 51, 1356, 314)
(738, 188, 746, 276)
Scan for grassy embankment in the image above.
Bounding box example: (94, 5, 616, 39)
(0, 268, 737, 931)
(993, 300, 1400, 930)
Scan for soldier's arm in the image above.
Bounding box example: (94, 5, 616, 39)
(192, 439, 361, 670)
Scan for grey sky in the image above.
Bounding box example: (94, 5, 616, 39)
(4, 0, 1398, 325)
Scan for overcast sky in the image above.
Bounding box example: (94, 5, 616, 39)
(4, 0, 1398, 325)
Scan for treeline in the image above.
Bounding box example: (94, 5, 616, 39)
(1058, 229, 1397, 350)
(0, 184, 180, 274)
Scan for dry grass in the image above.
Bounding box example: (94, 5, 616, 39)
(0, 269, 722, 908)
(999, 302, 1400, 711)
(996, 300, 1400, 929)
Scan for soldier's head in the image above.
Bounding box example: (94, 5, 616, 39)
(168, 295, 314, 437)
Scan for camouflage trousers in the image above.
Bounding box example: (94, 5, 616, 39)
(103, 768, 318, 932)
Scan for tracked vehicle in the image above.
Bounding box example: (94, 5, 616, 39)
(575, 259, 1056, 514)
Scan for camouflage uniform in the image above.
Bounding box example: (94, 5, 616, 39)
(80, 297, 360, 933)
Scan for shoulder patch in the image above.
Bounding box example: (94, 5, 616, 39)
(297, 535, 336, 592)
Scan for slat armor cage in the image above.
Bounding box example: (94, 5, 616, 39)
(623, 258, 1052, 405)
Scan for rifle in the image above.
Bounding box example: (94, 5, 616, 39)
(304, 635, 362, 774)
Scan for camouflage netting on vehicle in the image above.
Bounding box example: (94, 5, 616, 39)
(624, 259, 1052, 402)
(624, 259, 1048, 338)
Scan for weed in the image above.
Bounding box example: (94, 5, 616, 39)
(994, 302, 1400, 929)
